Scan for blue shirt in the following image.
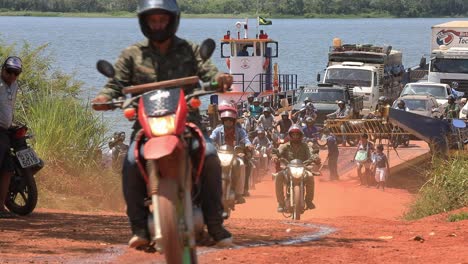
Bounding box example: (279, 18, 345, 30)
(302, 125, 319, 139)
(210, 124, 251, 147)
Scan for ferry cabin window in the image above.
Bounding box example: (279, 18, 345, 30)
(431, 58, 468, 74)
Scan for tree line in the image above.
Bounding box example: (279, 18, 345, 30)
(1, 0, 467, 17)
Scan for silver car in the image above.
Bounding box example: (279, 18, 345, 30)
(400, 82, 452, 106)
(393, 94, 443, 118)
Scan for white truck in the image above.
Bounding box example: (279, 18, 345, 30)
(320, 39, 404, 114)
(428, 21, 468, 95)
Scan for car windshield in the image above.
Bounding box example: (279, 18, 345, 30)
(431, 58, 468, 74)
(404, 99, 428, 111)
(401, 84, 447, 98)
(324, 68, 372, 87)
(298, 88, 344, 103)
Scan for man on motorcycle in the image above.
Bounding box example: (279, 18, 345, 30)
(249, 98, 263, 119)
(272, 125, 317, 212)
(210, 104, 252, 203)
(444, 95, 460, 119)
(276, 111, 292, 134)
(294, 102, 318, 122)
(91, 0, 233, 248)
(252, 128, 273, 154)
(368, 96, 390, 119)
(302, 117, 320, 140)
(0, 56, 22, 217)
(258, 107, 275, 131)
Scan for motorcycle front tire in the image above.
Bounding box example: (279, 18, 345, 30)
(292, 185, 302, 220)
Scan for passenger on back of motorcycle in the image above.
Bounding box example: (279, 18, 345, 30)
(91, 0, 233, 248)
(272, 125, 317, 212)
(0, 56, 22, 217)
(249, 98, 263, 119)
(210, 104, 253, 204)
(367, 96, 390, 119)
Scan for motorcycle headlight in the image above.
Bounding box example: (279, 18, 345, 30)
(289, 166, 304, 179)
(148, 115, 176, 136)
(218, 152, 234, 167)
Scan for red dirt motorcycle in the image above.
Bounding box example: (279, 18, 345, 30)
(93, 39, 219, 264)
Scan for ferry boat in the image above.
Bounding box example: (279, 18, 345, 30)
(210, 18, 299, 109)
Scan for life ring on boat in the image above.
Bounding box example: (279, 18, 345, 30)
(226, 58, 231, 69)
(263, 58, 270, 70)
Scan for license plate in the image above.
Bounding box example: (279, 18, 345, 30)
(16, 148, 41, 168)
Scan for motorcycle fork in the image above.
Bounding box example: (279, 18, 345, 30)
(147, 160, 163, 247)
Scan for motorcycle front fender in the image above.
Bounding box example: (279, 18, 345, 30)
(143, 135, 183, 160)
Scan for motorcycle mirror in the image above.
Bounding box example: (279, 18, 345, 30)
(199, 38, 216, 61)
(97, 60, 115, 79)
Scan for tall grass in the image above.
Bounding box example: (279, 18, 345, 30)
(1, 38, 124, 211)
(405, 153, 468, 220)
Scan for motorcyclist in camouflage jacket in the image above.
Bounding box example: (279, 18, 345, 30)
(272, 125, 319, 212)
(92, 0, 233, 248)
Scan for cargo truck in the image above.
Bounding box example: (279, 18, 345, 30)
(428, 21, 468, 94)
(319, 39, 404, 114)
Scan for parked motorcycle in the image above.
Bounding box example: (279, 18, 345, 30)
(390, 126, 410, 148)
(217, 145, 246, 218)
(6, 124, 44, 215)
(93, 39, 218, 264)
(278, 159, 318, 220)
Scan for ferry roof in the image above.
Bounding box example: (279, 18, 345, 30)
(433, 21, 468, 28)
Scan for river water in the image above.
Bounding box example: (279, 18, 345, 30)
(1, 16, 467, 134)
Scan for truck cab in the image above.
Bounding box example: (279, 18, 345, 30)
(293, 83, 364, 125)
(323, 62, 378, 114)
(428, 47, 468, 94)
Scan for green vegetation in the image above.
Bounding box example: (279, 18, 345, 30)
(1, 39, 124, 211)
(448, 211, 468, 222)
(0, 0, 467, 18)
(405, 154, 468, 220)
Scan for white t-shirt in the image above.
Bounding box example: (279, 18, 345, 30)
(0, 78, 18, 129)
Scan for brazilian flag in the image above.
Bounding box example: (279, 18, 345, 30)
(259, 16, 272, 25)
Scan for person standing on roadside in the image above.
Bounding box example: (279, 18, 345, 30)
(0, 56, 22, 218)
(91, 0, 233, 248)
(353, 133, 374, 186)
(323, 128, 339, 181)
(372, 144, 389, 190)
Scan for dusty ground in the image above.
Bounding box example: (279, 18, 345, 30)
(1, 141, 467, 263)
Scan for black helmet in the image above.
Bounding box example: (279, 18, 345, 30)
(2, 56, 22, 72)
(137, 0, 180, 43)
(397, 99, 405, 107)
(447, 95, 456, 101)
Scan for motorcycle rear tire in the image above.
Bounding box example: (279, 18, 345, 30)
(292, 185, 302, 221)
(158, 177, 196, 264)
(6, 168, 38, 215)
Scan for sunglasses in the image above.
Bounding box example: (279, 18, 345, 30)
(5, 68, 21, 76)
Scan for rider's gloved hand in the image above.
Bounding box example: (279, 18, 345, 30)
(91, 95, 113, 111)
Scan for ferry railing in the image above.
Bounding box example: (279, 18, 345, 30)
(324, 118, 411, 143)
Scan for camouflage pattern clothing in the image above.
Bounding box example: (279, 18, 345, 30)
(274, 141, 311, 163)
(97, 37, 220, 134)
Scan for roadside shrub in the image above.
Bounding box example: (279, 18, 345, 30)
(405, 154, 468, 220)
(448, 211, 468, 222)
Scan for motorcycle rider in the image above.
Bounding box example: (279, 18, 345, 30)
(108, 131, 129, 172)
(368, 96, 390, 119)
(272, 125, 318, 212)
(0, 56, 22, 217)
(91, 0, 233, 248)
(275, 111, 292, 135)
(294, 102, 317, 123)
(252, 127, 273, 155)
(210, 104, 252, 204)
(444, 95, 460, 119)
(302, 117, 320, 140)
(249, 98, 263, 119)
(257, 107, 275, 139)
